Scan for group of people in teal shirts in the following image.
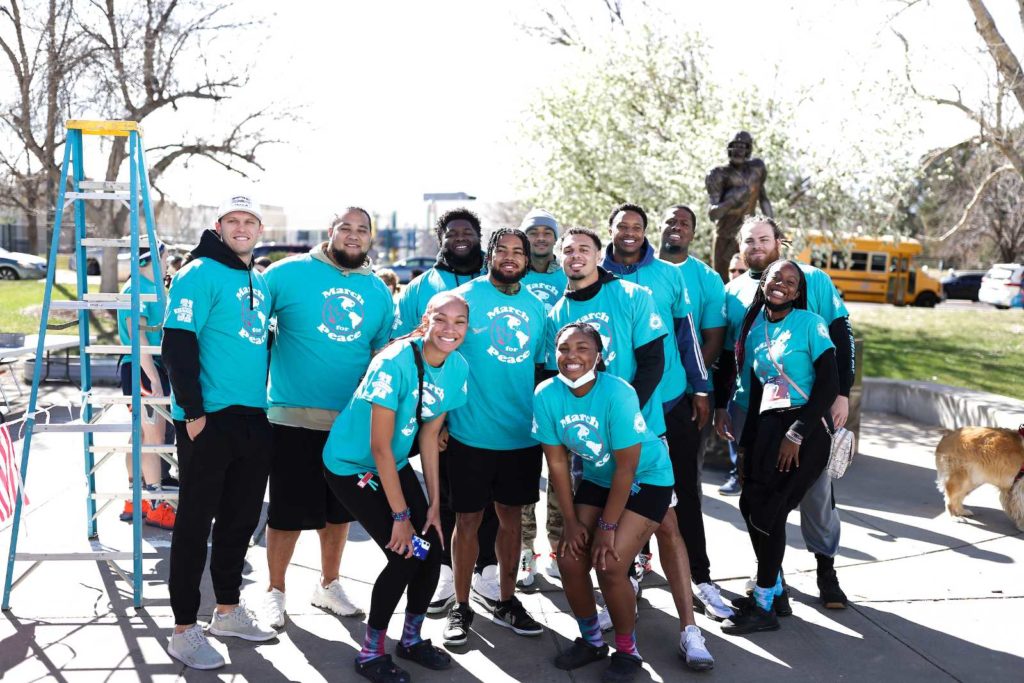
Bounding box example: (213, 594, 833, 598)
(158, 195, 852, 683)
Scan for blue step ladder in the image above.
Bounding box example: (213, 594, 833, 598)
(2, 119, 172, 609)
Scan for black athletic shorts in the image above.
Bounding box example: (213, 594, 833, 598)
(444, 435, 543, 513)
(268, 423, 353, 530)
(119, 361, 169, 419)
(574, 479, 673, 524)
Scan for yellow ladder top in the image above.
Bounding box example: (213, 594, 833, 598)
(67, 120, 142, 136)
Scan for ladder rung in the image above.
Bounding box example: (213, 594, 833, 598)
(65, 191, 131, 203)
(79, 237, 148, 248)
(88, 444, 177, 453)
(84, 393, 171, 405)
(33, 422, 132, 433)
(79, 180, 130, 191)
(67, 119, 141, 136)
(14, 552, 158, 561)
(91, 491, 179, 500)
(84, 292, 158, 303)
(85, 345, 160, 354)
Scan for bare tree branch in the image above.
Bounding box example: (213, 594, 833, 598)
(938, 163, 1015, 240)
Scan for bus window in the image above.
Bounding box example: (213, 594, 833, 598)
(830, 250, 846, 269)
(850, 252, 868, 271)
(870, 253, 887, 272)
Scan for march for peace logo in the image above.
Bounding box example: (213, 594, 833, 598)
(560, 414, 610, 468)
(486, 305, 533, 364)
(236, 287, 268, 344)
(525, 282, 560, 312)
(400, 381, 445, 436)
(318, 287, 365, 342)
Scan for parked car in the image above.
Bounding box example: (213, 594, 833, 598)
(251, 243, 310, 261)
(978, 263, 1024, 309)
(384, 256, 435, 284)
(68, 248, 133, 279)
(940, 270, 986, 301)
(0, 247, 47, 280)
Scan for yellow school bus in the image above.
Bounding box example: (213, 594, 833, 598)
(796, 232, 942, 307)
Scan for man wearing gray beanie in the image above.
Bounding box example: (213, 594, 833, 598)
(515, 208, 568, 591)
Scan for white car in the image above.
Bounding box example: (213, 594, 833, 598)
(978, 263, 1024, 309)
(0, 247, 47, 280)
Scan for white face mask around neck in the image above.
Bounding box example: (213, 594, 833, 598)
(556, 355, 602, 390)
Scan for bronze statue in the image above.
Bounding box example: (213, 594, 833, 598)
(705, 131, 773, 280)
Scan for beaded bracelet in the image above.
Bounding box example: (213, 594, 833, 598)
(596, 516, 618, 531)
(391, 508, 412, 522)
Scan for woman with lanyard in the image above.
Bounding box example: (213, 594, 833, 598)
(721, 259, 838, 635)
(533, 323, 714, 683)
(323, 292, 470, 683)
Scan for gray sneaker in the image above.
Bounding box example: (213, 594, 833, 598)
(168, 624, 225, 670)
(208, 605, 277, 642)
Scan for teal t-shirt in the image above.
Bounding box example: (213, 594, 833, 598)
(607, 257, 693, 403)
(446, 277, 549, 450)
(323, 338, 469, 476)
(117, 274, 164, 349)
(163, 257, 271, 419)
(678, 256, 726, 344)
(723, 263, 848, 409)
(546, 279, 668, 435)
(264, 252, 394, 411)
(745, 309, 834, 412)
(392, 264, 487, 337)
(532, 373, 673, 488)
(522, 267, 568, 314)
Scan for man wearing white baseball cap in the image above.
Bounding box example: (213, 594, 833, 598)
(162, 193, 277, 669)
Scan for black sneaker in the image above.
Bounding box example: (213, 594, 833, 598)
(442, 603, 473, 646)
(555, 637, 608, 670)
(492, 596, 543, 636)
(602, 651, 643, 683)
(817, 567, 848, 609)
(354, 654, 410, 683)
(732, 589, 792, 617)
(721, 605, 780, 635)
(395, 639, 451, 670)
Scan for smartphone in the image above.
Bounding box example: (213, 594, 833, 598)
(411, 535, 431, 560)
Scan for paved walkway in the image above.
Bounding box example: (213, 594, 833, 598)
(1, 398, 1022, 681)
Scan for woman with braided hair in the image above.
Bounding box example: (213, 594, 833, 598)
(720, 260, 839, 636)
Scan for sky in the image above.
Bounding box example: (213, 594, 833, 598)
(145, 0, 1023, 232)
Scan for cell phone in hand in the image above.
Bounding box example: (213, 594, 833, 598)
(411, 535, 431, 560)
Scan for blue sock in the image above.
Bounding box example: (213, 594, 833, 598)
(753, 585, 775, 612)
(357, 626, 386, 664)
(576, 614, 603, 648)
(773, 571, 784, 597)
(401, 612, 425, 648)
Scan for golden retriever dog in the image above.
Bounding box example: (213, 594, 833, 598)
(934, 425, 1024, 530)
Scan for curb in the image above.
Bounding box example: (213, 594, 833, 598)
(862, 377, 1024, 430)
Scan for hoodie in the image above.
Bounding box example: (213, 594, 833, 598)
(601, 241, 711, 406)
(161, 229, 272, 420)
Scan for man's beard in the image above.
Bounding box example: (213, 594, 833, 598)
(441, 245, 481, 270)
(331, 246, 368, 269)
(490, 263, 528, 285)
(567, 269, 589, 281)
(661, 243, 684, 254)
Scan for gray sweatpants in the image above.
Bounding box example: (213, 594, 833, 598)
(730, 402, 841, 557)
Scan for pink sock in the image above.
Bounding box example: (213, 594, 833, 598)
(614, 632, 640, 658)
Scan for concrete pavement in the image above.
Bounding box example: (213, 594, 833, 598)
(1, 397, 1022, 682)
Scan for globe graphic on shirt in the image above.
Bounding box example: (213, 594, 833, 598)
(322, 291, 365, 335)
(489, 311, 531, 353)
(562, 421, 610, 468)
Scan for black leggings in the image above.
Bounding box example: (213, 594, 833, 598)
(663, 395, 711, 584)
(325, 465, 441, 630)
(745, 511, 788, 588)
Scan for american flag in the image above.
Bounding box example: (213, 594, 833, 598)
(0, 423, 29, 523)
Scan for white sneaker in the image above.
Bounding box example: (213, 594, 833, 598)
(265, 588, 286, 629)
(167, 624, 225, 670)
(208, 605, 277, 642)
(516, 550, 540, 590)
(680, 625, 714, 671)
(428, 564, 456, 614)
(311, 578, 364, 617)
(545, 552, 561, 579)
(694, 582, 735, 621)
(471, 564, 500, 612)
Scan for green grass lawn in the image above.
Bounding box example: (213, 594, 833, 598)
(851, 305, 1024, 400)
(0, 280, 117, 342)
